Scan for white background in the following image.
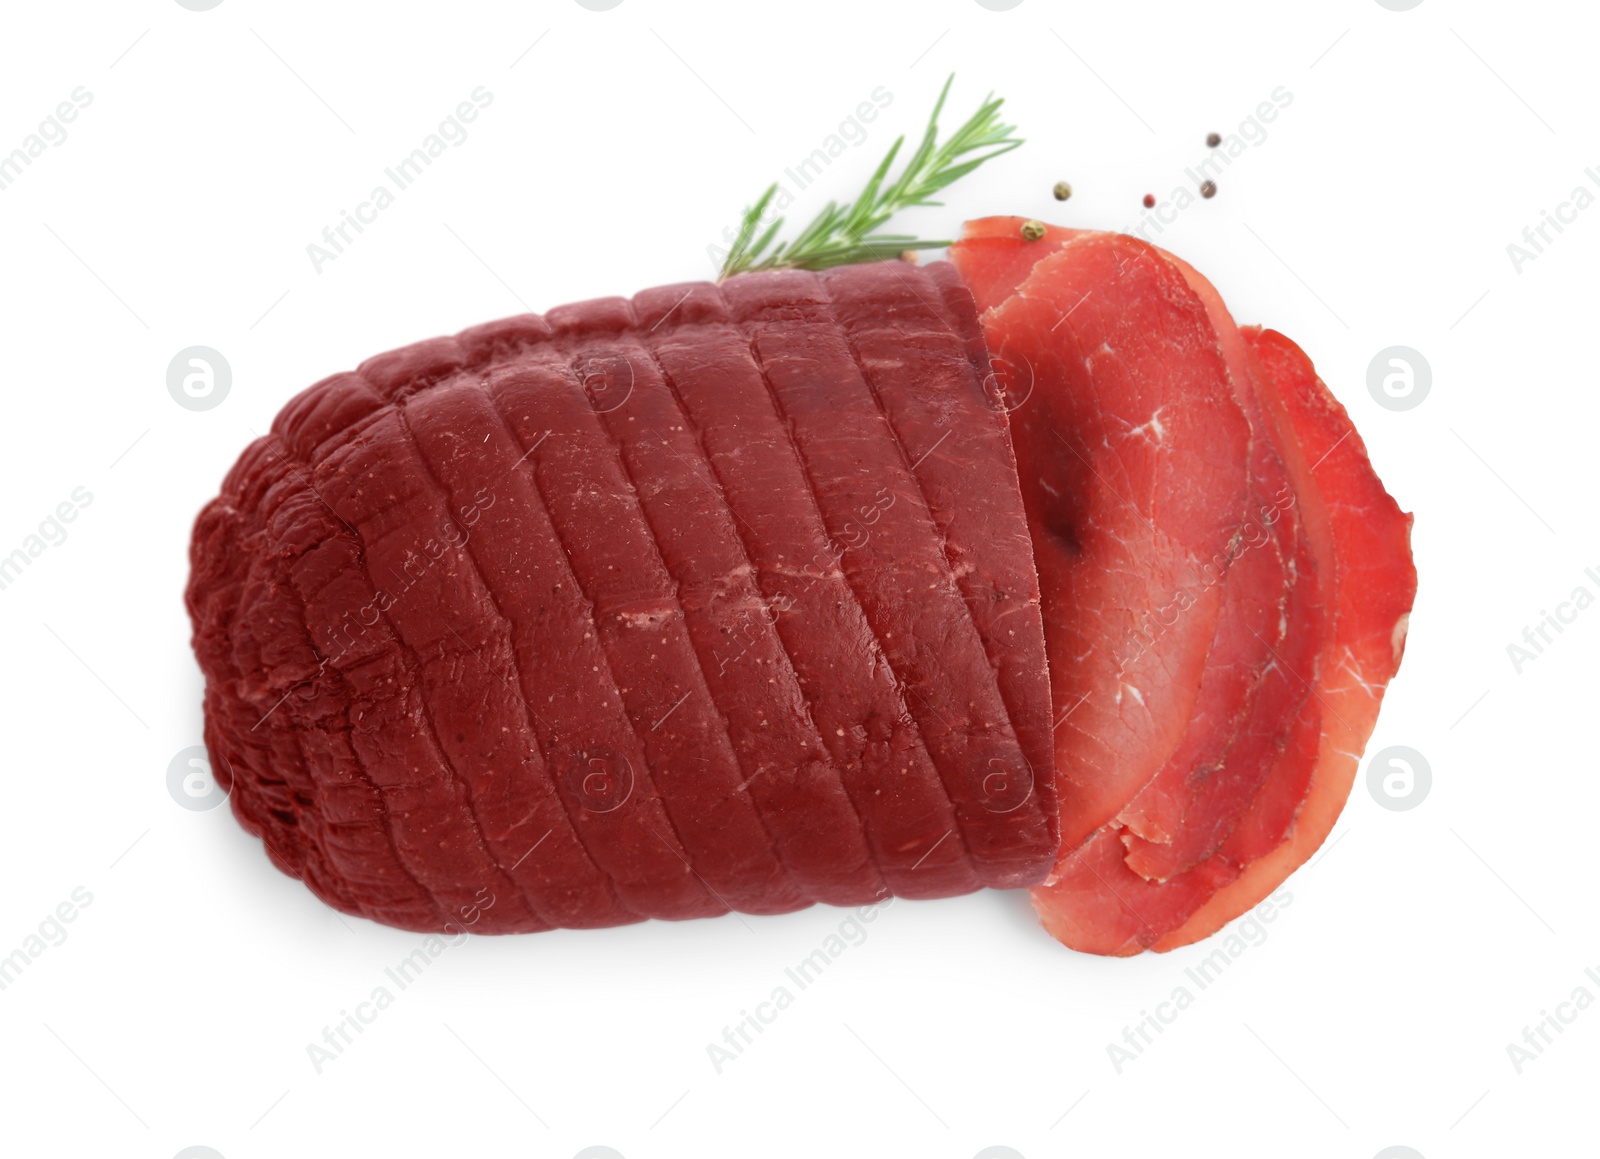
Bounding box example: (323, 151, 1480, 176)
(0, 1, 1594, 1156)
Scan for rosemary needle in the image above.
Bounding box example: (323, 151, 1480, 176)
(719, 75, 1022, 279)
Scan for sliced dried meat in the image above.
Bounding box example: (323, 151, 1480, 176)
(1114, 247, 1304, 878)
(1156, 326, 1416, 950)
(952, 220, 1409, 956)
(948, 220, 1254, 853)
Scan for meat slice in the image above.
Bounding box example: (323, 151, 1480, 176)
(953, 221, 1410, 956)
(1026, 529, 1324, 954)
(1028, 701, 1323, 954)
(1113, 248, 1323, 883)
(970, 233, 1312, 954)
(1122, 544, 1320, 882)
(1012, 306, 1410, 955)
(186, 261, 1056, 930)
(949, 221, 1254, 852)
(1155, 327, 1416, 950)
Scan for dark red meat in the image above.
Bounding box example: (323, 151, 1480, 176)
(185, 262, 1059, 933)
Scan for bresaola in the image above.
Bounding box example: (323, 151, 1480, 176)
(188, 258, 1058, 934)
(185, 219, 1415, 954)
(950, 220, 1413, 953)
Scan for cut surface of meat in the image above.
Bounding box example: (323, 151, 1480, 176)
(1012, 244, 1322, 955)
(951, 219, 1411, 956)
(1155, 326, 1417, 950)
(949, 220, 1254, 858)
(1114, 248, 1309, 881)
(185, 261, 1058, 933)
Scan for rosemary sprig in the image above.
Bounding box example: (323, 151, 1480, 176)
(718, 75, 1022, 279)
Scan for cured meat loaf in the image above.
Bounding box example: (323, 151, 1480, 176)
(185, 261, 1059, 933)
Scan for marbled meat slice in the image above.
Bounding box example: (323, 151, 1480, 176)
(1116, 248, 1318, 883)
(977, 232, 1312, 953)
(949, 220, 1254, 853)
(1156, 326, 1416, 950)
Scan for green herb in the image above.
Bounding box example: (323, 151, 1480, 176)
(718, 75, 1022, 279)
